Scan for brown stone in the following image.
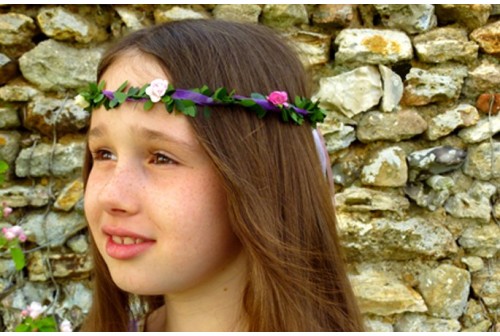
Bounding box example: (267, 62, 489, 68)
(476, 93, 500, 114)
(312, 4, 357, 27)
(435, 4, 492, 31)
(470, 21, 500, 54)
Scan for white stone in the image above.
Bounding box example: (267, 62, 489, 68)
(287, 30, 331, 67)
(458, 113, 500, 143)
(361, 146, 407, 187)
(426, 104, 480, 140)
(379, 64, 404, 112)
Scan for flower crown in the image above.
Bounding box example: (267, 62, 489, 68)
(75, 79, 326, 126)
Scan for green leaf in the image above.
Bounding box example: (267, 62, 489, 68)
(251, 93, 266, 100)
(116, 80, 128, 93)
(93, 93, 104, 104)
(138, 83, 149, 96)
(109, 99, 118, 109)
(143, 100, 154, 111)
(0, 160, 8, 174)
(97, 80, 106, 91)
(114, 91, 128, 104)
(10, 246, 25, 270)
(174, 99, 186, 112)
(127, 87, 139, 96)
(183, 105, 197, 117)
(36, 316, 57, 331)
(15, 323, 31, 332)
(238, 99, 256, 107)
(213, 87, 228, 101)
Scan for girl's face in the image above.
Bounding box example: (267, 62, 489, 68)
(84, 54, 245, 296)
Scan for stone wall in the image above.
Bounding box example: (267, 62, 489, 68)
(0, 4, 498, 332)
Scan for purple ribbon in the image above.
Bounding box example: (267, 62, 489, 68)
(102, 89, 309, 116)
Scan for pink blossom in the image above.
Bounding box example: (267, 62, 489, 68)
(145, 79, 169, 103)
(3, 228, 16, 240)
(267, 91, 288, 106)
(59, 319, 73, 332)
(2, 226, 26, 241)
(18, 233, 27, 242)
(26, 301, 45, 319)
(3, 204, 12, 218)
(21, 310, 28, 317)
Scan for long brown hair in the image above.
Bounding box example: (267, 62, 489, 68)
(81, 19, 363, 331)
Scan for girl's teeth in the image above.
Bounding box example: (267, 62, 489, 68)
(123, 237, 135, 245)
(111, 236, 146, 245)
(112, 235, 122, 244)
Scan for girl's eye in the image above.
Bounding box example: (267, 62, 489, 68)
(151, 152, 176, 165)
(92, 149, 116, 161)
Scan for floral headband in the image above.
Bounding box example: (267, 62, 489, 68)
(75, 79, 326, 127)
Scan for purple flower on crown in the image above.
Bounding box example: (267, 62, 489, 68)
(145, 79, 169, 103)
(267, 91, 288, 107)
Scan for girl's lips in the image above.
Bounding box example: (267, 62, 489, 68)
(102, 226, 156, 260)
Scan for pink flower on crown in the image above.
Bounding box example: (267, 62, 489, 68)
(145, 79, 169, 103)
(267, 91, 288, 106)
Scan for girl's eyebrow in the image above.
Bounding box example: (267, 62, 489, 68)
(88, 125, 197, 151)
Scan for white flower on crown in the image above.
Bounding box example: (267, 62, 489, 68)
(74, 94, 90, 109)
(145, 79, 169, 103)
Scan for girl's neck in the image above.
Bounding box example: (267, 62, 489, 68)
(147, 250, 248, 332)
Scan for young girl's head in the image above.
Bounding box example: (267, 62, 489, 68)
(81, 19, 363, 331)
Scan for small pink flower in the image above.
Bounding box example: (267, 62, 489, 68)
(3, 228, 16, 240)
(18, 233, 27, 242)
(26, 301, 45, 319)
(9, 226, 23, 236)
(60, 319, 73, 332)
(267, 91, 288, 106)
(21, 310, 28, 317)
(145, 79, 169, 103)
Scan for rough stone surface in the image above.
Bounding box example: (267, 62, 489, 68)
(335, 187, 410, 214)
(261, 4, 308, 29)
(212, 4, 262, 23)
(113, 5, 152, 31)
(461, 256, 485, 273)
(363, 315, 394, 332)
(15, 138, 85, 178)
(374, 4, 437, 34)
(418, 264, 470, 319)
(470, 20, 500, 54)
(337, 214, 457, 261)
(435, 4, 492, 31)
(0, 13, 36, 45)
(318, 118, 356, 154)
(471, 260, 500, 311)
(54, 179, 84, 211)
(0, 185, 50, 208)
(66, 234, 89, 254)
(154, 6, 208, 23)
(19, 211, 87, 248)
(361, 146, 407, 187)
(476, 93, 500, 115)
(402, 65, 467, 106)
(459, 224, 500, 258)
(463, 141, 500, 180)
(357, 109, 427, 143)
(27, 250, 92, 282)
(405, 175, 454, 211)
(37, 7, 106, 43)
(349, 271, 427, 315)
(287, 30, 331, 67)
(462, 60, 500, 100)
(461, 299, 493, 331)
(407, 146, 467, 180)
(334, 29, 413, 65)
(379, 64, 404, 112)
(312, 4, 356, 28)
(0, 107, 20, 129)
(426, 104, 480, 140)
(394, 313, 461, 332)
(25, 96, 90, 137)
(0, 52, 17, 85)
(0, 80, 40, 101)
(413, 27, 479, 64)
(445, 181, 496, 222)
(0, 131, 21, 165)
(314, 66, 382, 118)
(19, 39, 103, 91)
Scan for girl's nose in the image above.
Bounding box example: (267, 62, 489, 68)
(97, 163, 142, 216)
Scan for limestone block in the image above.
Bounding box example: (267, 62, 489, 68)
(471, 260, 500, 310)
(0, 131, 21, 165)
(463, 141, 500, 180)
(335, 187, 410, 213)
(494, 200, 500, 220)
(361, 146, 407, 187)
(54, 179, 84, 211)
(334, 29, 413, 65)
(405, 176, 454, 211)
(461, 256, 485, 273)
(0, 107, 20, 129)
(379, 64, 404, 112)
(402, 66, 466, 106)
(318, 118, 355, 154)
(286, 30, 331, 67)
(314, 66, 382, 118)
(414, 27, 479, 64)
(471, 20, 500, 54)
(426, 104, 480, 140)
(445, 181, 496, 222)
(394, 313, 461, 332)
(0, 80, 40, 101)
(27, 250, 92, 282)
(19, 39, 104, 91)
(349, 271, 427, 316)
(212, 4, 262, 23)
(459, 113, 500, 144)
(357, 109, 427, 143)
(0, 52, 17, 84)
(19, 211, 87, 248)
(435, 4, 492, 31)
(312, 4, 357, 28)
(407, 146, 467, 178)
(66, 234, 89, 254)
(261, 4, 308, 29)
(374, 4, 437, 34)
(418, 264, 470, 319)
(60, 282, 92, 314)
(363, 315, 394, 332)
(461, 299, 493, 331)
(331, 145, 366, 186)
(154, 6, 208, 24)
(15, 138, 85, 178)
(0, 13, 36, 45)
(337, 214, 457, 261)
(462, 60, 500, 100)
(114, 5, 153, 31)
(0, 185, 50, 208)
(459, 224, 500, 258)
(25, 96, 90, 138)
(37, 6, 107, 43)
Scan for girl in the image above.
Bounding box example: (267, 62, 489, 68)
(79, 19, 363, 331)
